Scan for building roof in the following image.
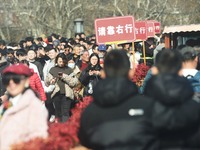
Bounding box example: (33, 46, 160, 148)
(163, 24, 200, 34)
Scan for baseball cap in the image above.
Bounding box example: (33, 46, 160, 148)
(98, 44, 107, 51)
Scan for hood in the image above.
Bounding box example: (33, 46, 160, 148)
(93, 77, 138, 107)
(144, 74, 194, 105)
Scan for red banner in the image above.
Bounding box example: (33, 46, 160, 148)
(95, 16, 136, 44)
(146, 21, 155, 37)
(135, 21, 147, 41)
(148, 20, 161, 34)
(154, 21, 161, 34)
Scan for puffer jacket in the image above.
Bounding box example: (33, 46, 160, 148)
(144, 74, 200, 149)
(29, 70, 46, 101)
(78, 77, 159, 150)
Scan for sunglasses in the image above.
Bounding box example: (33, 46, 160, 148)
(2, 74, 26, 86)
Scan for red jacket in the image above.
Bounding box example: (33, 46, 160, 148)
(29, 70, 46, 101)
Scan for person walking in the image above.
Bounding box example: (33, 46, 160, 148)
(43, 45, 58, 122)
(45, 53, 78, 122)
(20, 60, 46, 102)
(144, 49, 200, 149)
(79, 53, 102, 97)
(0, 63, 48, 150)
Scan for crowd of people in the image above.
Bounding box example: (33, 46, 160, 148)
(0, 33, 110, 123)
(0, 32, 126, 149)
(78, 47, 200, 149)
(0, 32, 146, 123)
(0, 32, 200, 149)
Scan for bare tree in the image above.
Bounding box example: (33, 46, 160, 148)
(0, 0, 200, 42)
(0, 0, 83, 41)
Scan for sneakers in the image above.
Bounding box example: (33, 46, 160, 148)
(49, 115, 55, 122)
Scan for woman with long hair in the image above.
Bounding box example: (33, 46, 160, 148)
(45, 53, 78, 122)
(79, 53, 102, 97)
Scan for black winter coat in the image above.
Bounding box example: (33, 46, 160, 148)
(78, 77, 159, 150)
(0, 61, 9, 96)
(79, 64, 102, 96)
(144, 74, 200, 150)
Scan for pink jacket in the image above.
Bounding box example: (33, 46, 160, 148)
(0, 89, 48, 150)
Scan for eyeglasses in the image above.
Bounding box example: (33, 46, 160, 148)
(2, 74, 26, 86)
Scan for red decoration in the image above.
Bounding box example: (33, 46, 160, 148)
(146, 21, 155, 38)
(133, 63, 150, 87)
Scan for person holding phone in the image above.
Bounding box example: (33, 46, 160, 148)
(45, 53, 78, 122)
(79, 53, 102, 97)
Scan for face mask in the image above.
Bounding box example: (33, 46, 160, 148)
(68, 63, 75, 69)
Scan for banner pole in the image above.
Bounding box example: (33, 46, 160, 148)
(142, 41, 146, 65)
(132, 41, 136, 73)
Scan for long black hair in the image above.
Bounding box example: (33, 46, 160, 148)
(87, 53, 101, 71)
(55, 53, 68, 67)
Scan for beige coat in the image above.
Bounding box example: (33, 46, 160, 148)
(46, 71, 79, 99)
(0, 89, 48, 150)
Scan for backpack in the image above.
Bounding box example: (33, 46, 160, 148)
(186, 71, 200, 93)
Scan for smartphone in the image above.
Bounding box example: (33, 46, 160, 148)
(58, 72, 63, 76)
